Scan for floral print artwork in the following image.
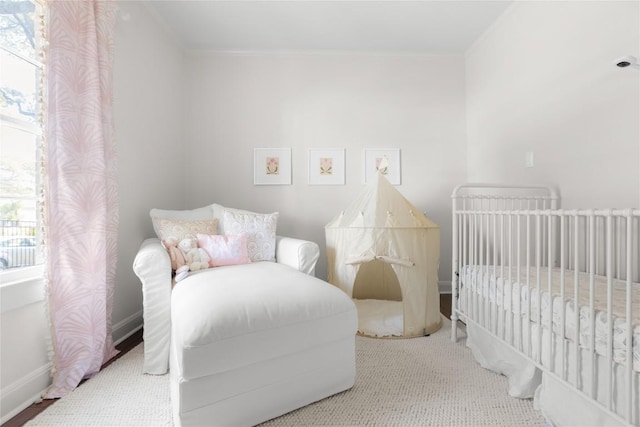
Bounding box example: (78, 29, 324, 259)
(308, 149, 343, 185)
(266, 156, 279, 175)
(320, 157, 333, 175)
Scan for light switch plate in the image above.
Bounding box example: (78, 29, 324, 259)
(525, 151, 534, 168)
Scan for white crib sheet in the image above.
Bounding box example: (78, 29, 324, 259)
(459, 265, 640, 372)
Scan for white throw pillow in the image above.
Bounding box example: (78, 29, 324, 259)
(223, 210, 279, 262)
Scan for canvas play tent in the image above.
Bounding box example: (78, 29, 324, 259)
(325, 172, 441, 338)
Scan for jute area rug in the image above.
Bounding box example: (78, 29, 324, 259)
(26, 319, 545, 426)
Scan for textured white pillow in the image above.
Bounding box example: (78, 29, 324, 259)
(152, 218, 218, 242)
(223, 210, 279, 262)
(149, 204, 225, 242)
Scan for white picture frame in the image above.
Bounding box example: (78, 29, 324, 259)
(363, 148, 401, 185)
(308, 148, 345, 185)
(254, 148, 292, 185)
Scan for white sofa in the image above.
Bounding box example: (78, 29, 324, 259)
(133, 203, 358, 426)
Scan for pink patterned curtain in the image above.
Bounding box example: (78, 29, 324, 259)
(43, 0, 119, 399)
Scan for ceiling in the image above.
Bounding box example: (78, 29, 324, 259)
(145, 1, 513, 53)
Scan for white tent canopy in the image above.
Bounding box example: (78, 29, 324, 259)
(325, 172, 441, 338)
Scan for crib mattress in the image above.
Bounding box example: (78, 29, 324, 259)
(459, 265, 640, 372)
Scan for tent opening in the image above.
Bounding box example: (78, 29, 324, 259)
(353, 259, 402, 301)
(352, 259, 404, 337)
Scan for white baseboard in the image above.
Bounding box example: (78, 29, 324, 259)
(0, 362, 52, 425)
(439, 280, 452, 294)
(112, 310, 143, 345)
(0, 310, 143, 424)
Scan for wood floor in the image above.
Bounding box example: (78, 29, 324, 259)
(4, 294, 452, 427)
(439, 292, 451, 319)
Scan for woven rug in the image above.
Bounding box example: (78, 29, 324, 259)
(26, 319, 545, 426)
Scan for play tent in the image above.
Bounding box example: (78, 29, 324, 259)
(325, 172, 441, 338)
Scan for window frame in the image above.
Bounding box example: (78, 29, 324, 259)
(0, 0, 47, 310)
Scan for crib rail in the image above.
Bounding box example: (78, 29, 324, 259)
(450, 183, 639, 426)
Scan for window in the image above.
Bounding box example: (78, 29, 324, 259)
(0, 0, 46, 283)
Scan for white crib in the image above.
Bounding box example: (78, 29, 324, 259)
(451, 184, 639, 427)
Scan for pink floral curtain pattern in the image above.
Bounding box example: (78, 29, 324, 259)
(43, 0, 119, 398)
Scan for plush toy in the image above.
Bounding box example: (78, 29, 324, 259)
(162, 238, 187, 271)
(179, 237, 210, 271)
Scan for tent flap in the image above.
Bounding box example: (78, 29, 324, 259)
(345, 256, 375, 265)
(376, 255, 414, 267)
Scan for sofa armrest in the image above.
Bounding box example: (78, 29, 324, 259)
(275, 236, 320, 276)
(132, 238, 172, 375)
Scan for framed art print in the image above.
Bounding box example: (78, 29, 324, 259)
(254, 148, 292, 185)
(308, 148, 345, 185)
(363, 148, 401, 185)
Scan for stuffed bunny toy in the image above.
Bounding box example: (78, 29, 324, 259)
(178, 237, 210, 271)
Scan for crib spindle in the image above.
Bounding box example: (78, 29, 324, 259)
(573, 213, 581, 389)
(625, 211, 633, 423)
(588, 212, 596, 401)
(560, 214, 567, 381)
(606, 212, 613, 411)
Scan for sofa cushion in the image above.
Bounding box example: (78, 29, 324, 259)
(150, 204, 279, 236)
(170, 262, 357, 381)
(223, 210, 279, 262)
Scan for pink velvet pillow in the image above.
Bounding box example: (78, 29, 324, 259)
(197, 233, 251, 267)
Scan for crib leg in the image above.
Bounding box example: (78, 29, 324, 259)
(451, 314, 458, 341)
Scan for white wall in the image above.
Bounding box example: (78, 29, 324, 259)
(183, 52, 467, 283)
(0, 299, 50, 424)
(112, 1, 186, 341)
(466, 1, 640, 208)
(0, 3, 185, 422)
